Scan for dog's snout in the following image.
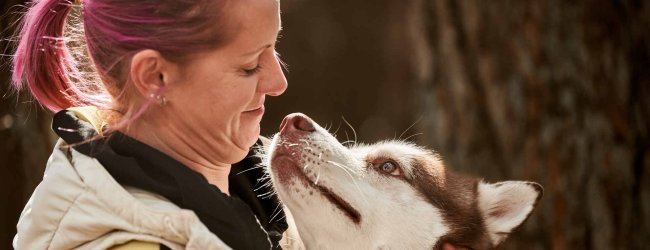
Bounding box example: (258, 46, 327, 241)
(280, 113, 316, 133)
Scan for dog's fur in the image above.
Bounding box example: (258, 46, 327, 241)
(266, 114, 542, 250)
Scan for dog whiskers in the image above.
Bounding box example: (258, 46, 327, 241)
(326, 160, 369, 206)
(326, 160, 355, 174)
(257, 189, 277, 199)
(402, 132, 424, 142)
(236, 165, 264, 175)
(254, 181, 274, 192)
(299, 138, 311, 146)
(397, 116, 422, 141)
(268, 203, 284, 223)
(342, 116, 358, 145)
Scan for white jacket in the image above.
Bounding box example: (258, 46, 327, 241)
(13, 139, 232, 250)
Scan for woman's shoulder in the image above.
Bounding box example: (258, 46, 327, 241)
(14, 141, 230, 250)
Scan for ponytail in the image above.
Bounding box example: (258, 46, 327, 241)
(12, 0, 109, 112)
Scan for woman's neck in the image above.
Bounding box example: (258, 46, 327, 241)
(123, 119, 233, 196)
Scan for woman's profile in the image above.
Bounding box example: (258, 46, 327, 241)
(10, 0, 288, 249)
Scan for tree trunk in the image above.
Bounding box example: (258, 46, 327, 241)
(412, 1, 650, 249)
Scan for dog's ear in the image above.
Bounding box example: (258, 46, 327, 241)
(477, 181, 542, 245)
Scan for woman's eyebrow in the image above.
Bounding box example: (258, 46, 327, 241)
(241, 29, 282, 58)
(241, 44, 272, 57)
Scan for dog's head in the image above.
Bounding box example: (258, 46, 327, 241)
(267, 113, 542, 249)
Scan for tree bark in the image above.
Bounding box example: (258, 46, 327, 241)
(413, 1, 650, 249)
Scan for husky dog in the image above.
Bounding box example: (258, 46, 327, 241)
(267, 113, 542, 250)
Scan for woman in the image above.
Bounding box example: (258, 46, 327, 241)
(11, 0, 288, 249)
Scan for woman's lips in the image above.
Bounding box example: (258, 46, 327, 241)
(243, 105, 265, 116)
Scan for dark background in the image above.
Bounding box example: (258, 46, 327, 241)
(2, 0, 649, 249)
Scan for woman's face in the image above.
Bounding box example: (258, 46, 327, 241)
(162, 0, 287, 163)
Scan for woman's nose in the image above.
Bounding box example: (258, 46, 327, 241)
(259, 52, 288, 96)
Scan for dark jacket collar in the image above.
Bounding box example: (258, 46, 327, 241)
(52, 110, 287, 249)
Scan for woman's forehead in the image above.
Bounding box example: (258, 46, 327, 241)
(223, 0, 281, 54)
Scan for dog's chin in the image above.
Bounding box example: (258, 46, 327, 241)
(270, 154, 303, 185)
(270, 146, 362, 225)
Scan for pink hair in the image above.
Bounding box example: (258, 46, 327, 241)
(12, 0, 230, 129)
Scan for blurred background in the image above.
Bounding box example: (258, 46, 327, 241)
(2, 0, 649, 249)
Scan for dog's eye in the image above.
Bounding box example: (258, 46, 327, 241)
(381, 162, 396, 172)
(379, 161, 401, 176)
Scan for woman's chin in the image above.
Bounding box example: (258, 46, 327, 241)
(228, 130, 260, 164)
(239, 123, 261, 148)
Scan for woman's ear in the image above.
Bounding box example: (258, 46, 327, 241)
(130, 49, 171, 99)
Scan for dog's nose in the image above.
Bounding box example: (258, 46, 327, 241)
(280, 113, 316, 133)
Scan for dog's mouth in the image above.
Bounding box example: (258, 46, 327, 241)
(303, 169, 362, 224)
(272, 144, 362, 225)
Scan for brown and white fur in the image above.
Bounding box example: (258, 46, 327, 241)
(266, 113, 542, 250)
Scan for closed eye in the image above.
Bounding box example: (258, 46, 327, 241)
(243, 64, 262, 76)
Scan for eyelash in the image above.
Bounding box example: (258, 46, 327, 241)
(243, 64, 262, 76)
(242, 49, 282, 77)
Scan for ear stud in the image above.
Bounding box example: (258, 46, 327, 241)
(149, 93, 167, 105)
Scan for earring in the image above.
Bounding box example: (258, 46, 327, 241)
(149, 93, 167, 105)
